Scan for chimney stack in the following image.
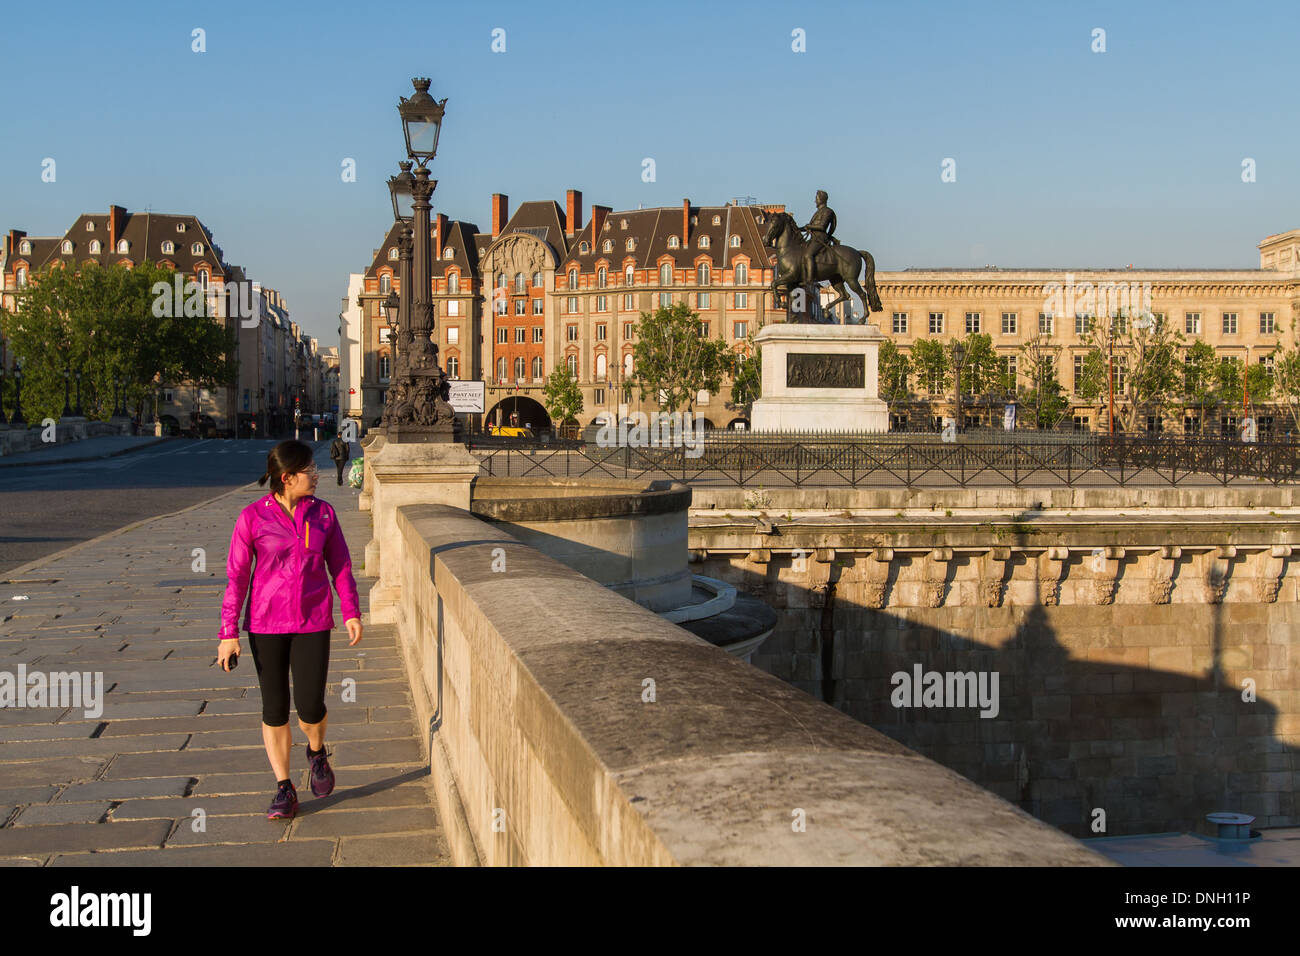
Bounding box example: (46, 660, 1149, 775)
(590, 205, 611, 249)
(491, 194, 509, 238)
(566, 189, 583, 238)
(107, 205, 127, 253)
(434, 213, 448, 260)
(682, 199, 691, 248)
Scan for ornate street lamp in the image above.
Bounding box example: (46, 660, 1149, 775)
(398, 79, 446, 163)
(380, 78, 455, 442)
(952, 342, 967, 434)
(388, 162, 415, 224)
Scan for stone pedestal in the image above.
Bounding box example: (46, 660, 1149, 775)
(358, 429, 386, 512)
(366, 439, 480, 623)
(749, 322, 889, 432)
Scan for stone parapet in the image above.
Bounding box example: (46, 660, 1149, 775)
(385, 502, 1108, 865)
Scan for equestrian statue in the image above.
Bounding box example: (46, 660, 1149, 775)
(764, 189, 882, 324)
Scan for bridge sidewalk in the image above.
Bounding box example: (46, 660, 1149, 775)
(0, 448, 450, 866)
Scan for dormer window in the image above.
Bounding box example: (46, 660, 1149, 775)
(191, 242, 203, 255)
(19, 240, 31, 254)
(444, 247, 454, 259)
(89, 240, 102, 253)
(659, 263, 673, 285)
(448, 272, 459, 293)
(624, 265, 634, 285)
(729, 235, 741, 247)
(620, 219, 628, 229)
(712, 215, 721, 225)
(62, 240, 74, 254)
(602, 240, 613, 253)
(698, 236, 710, 248)
(118, 239, 131, 253)
(161, 240, 174, 254)
(15, 267, 26, 287)
(625, 239, 635, 251)
(597, 267, 607, 288)
(668, 236, 680, 249)
(568, 269, 578, 288)
(86, 221, 95, 231)
(580, 241, 590, 254)
(736, 263, 749, 284)
(176, 223, 187, 233)
(388, 247, 398, 260)
(380, 274, 391, 294)
(603, 220, 612, 230)
(197, 270, 209, 292)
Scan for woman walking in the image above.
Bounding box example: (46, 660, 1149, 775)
(218, 440, 363, 819)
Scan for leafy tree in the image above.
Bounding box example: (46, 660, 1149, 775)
(1018, 333, 1069, 428)
(1272, 333, 1300, 432)
(910, 339, 948, 397)
(952, 333, 999, 399)
(725, 336, 761, 411)
(627, 302, 729, 412)
(1181, 340, 1218, 430)
(878, 339, 912, 405)
(1075, 310, 1184, 432)
(0, 260, 235, 425)
(542, 365, 584, 427)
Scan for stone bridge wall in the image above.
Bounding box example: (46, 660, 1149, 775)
(687, 485, 1300, 837)
(385, 502, 1106, 865)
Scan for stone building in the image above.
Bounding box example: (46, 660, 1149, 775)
(859, 229, 1300, 434)
(351, 191, 779, 431)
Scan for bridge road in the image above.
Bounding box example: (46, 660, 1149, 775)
(0, 443, 450, 866)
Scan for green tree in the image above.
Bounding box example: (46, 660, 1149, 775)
(725, 336, 761, 411)
(628, 302, 729, 412)
(878, 339, 912, 404)
(952, 333, 999, 399)
(1, 260, 236, 426)
(1076, 311, 1184, 431)
(910, 339, 948, 398)
(542, 365, 584, 428)
(1018, 333, 1069, 429)
(1272, 333, 1300, 432)
(1181, 340, 1218, 431)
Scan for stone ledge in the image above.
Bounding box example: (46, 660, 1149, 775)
(390, 502, 1109, 866)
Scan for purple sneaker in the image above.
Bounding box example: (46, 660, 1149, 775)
(308, 746, 335, 797)
(267, 781, 298, 820)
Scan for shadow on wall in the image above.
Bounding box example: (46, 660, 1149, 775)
(702, 512, 1296, 840)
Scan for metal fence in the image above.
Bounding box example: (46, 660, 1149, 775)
(470, 434, 1300, 488)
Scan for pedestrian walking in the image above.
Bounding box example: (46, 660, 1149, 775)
(330, 432, 351, 486)
(218, 440, 363, 820)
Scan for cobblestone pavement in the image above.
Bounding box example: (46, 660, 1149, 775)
(0, 448, 450, 866)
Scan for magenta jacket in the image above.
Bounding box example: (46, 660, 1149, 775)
(219, 493, 361, 641)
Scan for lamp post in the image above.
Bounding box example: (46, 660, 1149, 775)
(74, 368, 83, 417)
(1107, 315, 1116, 435)
(379, 77, 453, 442)
(62, 367, 72, 418)
(952, 341, 967, 434)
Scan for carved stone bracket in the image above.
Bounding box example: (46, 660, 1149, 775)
(1207, 545, 1236, 604)
(980, 547, 1011, 607)
(1255, 545, 1291, 603)
(924, 548, 953, 608)
(1148, 545, 1181, 605)
(864, 547, 893, 609)
(1037, 547, 1069, 606)
(1089, 546, 1125, 606)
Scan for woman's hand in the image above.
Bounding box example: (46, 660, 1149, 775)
(218, 638, 241, 672)
(345, 617, 363, 646)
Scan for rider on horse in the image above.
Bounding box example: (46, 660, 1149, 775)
(801, 189, 839, 285)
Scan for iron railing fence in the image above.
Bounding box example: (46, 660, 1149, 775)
(470, 435, 1300, 488)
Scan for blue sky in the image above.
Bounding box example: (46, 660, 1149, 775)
(2, 0, 1296, 343)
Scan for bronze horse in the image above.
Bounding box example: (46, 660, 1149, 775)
(763, 211, 882, 322)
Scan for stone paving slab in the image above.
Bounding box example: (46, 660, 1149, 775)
(0, 459, 450, 867)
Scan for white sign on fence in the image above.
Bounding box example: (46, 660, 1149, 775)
(448, 380, 485, 414)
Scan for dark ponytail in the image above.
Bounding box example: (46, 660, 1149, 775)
(260, 439, 314, 494)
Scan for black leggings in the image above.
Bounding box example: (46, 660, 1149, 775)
(248, 630, 330, 726)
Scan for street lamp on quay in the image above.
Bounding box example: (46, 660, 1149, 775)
(62, 366, 72, 418)
(952, 341, 967, 434)
(378, 77, 455, 442)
